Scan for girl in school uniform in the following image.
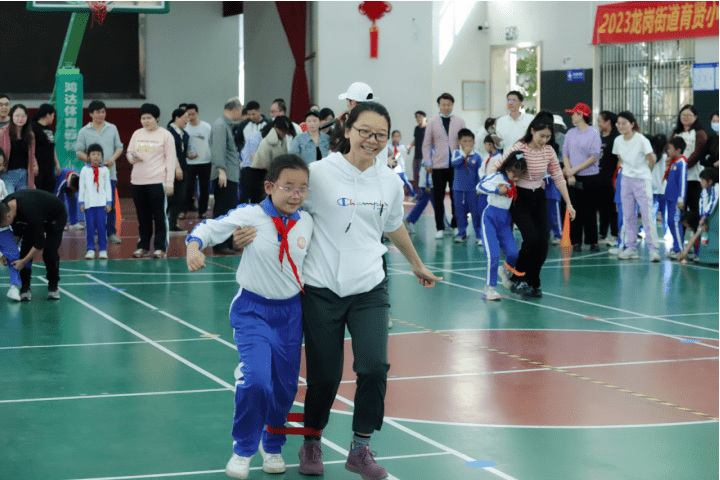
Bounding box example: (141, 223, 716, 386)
(612, 111, 660, 261)
(477, 151, 527, 300)
(477, 135, 501, 247)
(186, 155, 313, 480)
(387, 130, 416, 197)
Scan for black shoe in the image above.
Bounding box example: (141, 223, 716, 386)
(573, 244, 582, 253)
(514, 282, 533, 296)
(589, 244, 601, 252)
(528, 287, 543, 298)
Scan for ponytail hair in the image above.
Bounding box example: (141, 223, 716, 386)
(498, 150, 528, 176)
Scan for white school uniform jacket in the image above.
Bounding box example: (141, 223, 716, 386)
(387, 143, 409, 174)
(700, 184, 719, 219)
(186, 196, 313, 300)
(0, 179, 9, 234)
(78, 165, 112, 208)
(302, 151, 404, 297)
(477, 172, 513, 210)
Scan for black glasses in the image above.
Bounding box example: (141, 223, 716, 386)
(352, 126, 388, 142)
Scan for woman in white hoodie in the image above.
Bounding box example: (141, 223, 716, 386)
(233, 102, 441, 479)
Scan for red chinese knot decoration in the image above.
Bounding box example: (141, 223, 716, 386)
(359, 1, 392, 58)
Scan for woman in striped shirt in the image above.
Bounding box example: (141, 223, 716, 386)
(490, 111, 576, 297)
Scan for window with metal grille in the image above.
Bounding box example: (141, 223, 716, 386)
(600, 39, 694, 136)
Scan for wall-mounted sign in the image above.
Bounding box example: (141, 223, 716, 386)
(566, 70, 585, 83)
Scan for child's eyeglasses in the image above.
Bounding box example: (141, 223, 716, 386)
(271, 183, 311, 196)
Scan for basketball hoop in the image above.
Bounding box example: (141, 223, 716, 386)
(86, 1, 115, 27)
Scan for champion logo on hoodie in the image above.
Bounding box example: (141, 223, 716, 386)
(337, 198, 388, 212)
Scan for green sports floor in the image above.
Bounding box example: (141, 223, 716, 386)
(1, 208, 718, 480)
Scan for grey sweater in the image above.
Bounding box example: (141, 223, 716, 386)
(210, 115, 240, 183)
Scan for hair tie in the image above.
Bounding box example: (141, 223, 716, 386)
(516, 152, 524, 160)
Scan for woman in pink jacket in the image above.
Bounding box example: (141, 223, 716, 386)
(127, 103, 180, 259)
(0, 104, 38, 193)
(421, 93, 466, 239)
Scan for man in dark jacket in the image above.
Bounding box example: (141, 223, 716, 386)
(167, 109, 190, 233)
(233, 100, 268, 151)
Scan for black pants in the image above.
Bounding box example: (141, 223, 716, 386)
(35, 172, 57, 194)
(302, 279, 390, 435)
(131, 183, 167, 252)
(185, 163, 212, 215)
(686, 180, 702, 215)
(598, 184, 618, 238)
(569, 174, 600, 246)
(239, 167, 267, 205)
(19, 219, 67, 291)
(431, 168, 456, 230)
(510, 187, 549, 289)
(212, 178, 238, 251)
(167, 174, 187, 230)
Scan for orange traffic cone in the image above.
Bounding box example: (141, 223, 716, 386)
(561, 209, 572, 281)
(114, 189, 122, 234)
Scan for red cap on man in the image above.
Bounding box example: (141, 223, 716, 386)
(565, 103, 591, 117)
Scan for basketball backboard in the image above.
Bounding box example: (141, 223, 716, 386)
(27, 1, 169, 14)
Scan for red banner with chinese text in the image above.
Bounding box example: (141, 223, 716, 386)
(593, 1, 719, 45)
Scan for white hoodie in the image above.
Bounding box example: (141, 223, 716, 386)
(302, 151, 404, 297)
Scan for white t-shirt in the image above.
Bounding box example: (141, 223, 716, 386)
(185, 121, 212, 165)
(302, 152, 404, 297)
(651, 153, 667, 194)
(495, 112, 534, 150)
(612, 133, 654, 181)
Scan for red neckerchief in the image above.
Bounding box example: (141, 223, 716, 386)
(507, 179, 517, 205)
(663, 156, 686, 183)
(393, 144, 398, 157)
(464, 153, 469, 174)
(92, 166, 100, 192)
(271, 216, 304, 293)
(612, 166, 621, 189)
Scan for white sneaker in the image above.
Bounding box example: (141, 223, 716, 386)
(404, 220, 415, 233)
(608, 247, 621, 255)
(497, 266, 513, 290)
(638, 231, 645, 239)
(666, 251, 679, 260)
(452, 228, 459, 236)
(7, 285, 20, 302)
(618, 248, 639, 259)
(603, 235, 617, 245)
(649, 250, 661, 262)
(483, 287, 501, 301)
(258, 442, 286, 474)
(69, 223, 85, 230)
(98, 251, 108, 260)
(476, 239, 483, 247)
(551, 237, 561, 245)
(434, 230, 444, 239)
(454, 235, 467, 243)
(225, 453, 252, 479)
(85, 250, 95, 260)
(388, 318, 393, 328)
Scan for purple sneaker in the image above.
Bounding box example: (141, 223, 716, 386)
(345, 444, 388, 480)
(298, 442, 324, 476)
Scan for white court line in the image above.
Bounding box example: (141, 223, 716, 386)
(604, 312, 720, 321)
(337, 356, 719, 383)
(30, 280, 239, 287)
(0, 338, 214, 350)
(449, 263, 661, 271)
(424, 267, 720, 335)
(0, 388, 228, 404)
(387, 267, 719, 351)
(83, 276, 517, 480)
(67, 452, 452, 480)
(383, 417, 719, 429)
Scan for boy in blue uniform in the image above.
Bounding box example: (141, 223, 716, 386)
(186, 154, 313, 479)
(451, 129, 482, 243)
(477, 151, 527, 300)
(55, 167, 82, 229)
(403, 168, 433, 234)
(79, 144, 113, 259)
(663, 137, 688, 259)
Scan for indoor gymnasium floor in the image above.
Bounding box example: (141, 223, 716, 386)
(1, 198, 718, 480)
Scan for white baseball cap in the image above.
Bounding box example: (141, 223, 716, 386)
(338, 82, 377, 102)
(553, 114, 567, 128)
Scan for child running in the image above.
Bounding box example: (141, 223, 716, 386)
(387, 130, 416, 197)
(477, 135, 501, 246)
(477, 150, 527, 300)
(663, 137, 688, 259)
(186, 154, 313, 480)
(79, 144, 113, 259)
(451, 129, 482, 243)
(403, 167, 434, 233)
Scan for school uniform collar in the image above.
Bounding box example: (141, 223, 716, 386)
(261, 196, 300, 221)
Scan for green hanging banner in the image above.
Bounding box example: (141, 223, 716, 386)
(55, 68, 84, 171)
